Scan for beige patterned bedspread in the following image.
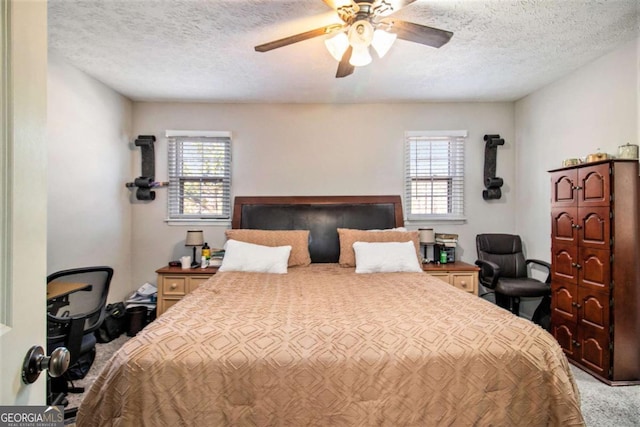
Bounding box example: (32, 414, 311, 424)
(77, 264, 584, 426)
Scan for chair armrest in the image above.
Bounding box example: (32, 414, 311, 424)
(475, 259, 501, 289)
(526, 259, 552, 283)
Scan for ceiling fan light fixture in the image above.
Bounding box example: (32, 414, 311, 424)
(371, 29, 397, 58)
(325, 32, 349, 61)
(348, 19, 374, 48)
(349, 45, 372, 67)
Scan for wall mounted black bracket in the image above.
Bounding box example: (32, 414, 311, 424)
(482, 134, 505, 200)
(125, 135, 164, 201)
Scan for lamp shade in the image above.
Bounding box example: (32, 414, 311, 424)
(371, 29, 397, 58)
(325, 32, 349, 61)
(418, 228, 435, 244)
(185, 230, 204, 246)
(349, 45, 372, 67)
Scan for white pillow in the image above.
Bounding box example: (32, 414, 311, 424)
(353, 241, 423, 273)
(219, 239, 292, 274)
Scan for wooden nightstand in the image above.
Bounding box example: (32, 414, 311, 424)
(422, 261, 480, 295)
(156, 265, 219, 316)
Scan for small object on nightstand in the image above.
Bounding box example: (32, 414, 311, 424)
(419, 228, 435, 262)
(180, 256, 191, 269)
(168, 260, 180, 267)
(185, 230, 204, 267)
(202, 242, 211, 260)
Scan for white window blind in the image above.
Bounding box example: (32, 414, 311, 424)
(404, 130, 467, 220)
(167, 131, 231, 220)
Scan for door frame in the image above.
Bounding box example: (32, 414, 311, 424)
(0, 0, 48, 405)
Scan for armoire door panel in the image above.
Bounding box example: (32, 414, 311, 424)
(551, 281, 577, 322)
(551, 244, 578, 283)
(551, 207, 578, 245)
(578, 162, 610, 207)
(578, 329, 610, 377)
(550, 170, 578, 207)
(550, 317, 578, 359)
(578, 206, 610, 249)
(578, 288, 610, 332)
(578, 247, 610, 291)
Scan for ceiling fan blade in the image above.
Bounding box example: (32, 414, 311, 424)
(336, 46, 354, 78)
(255, 25, 342, 52)
(384, 20, 453, 48)
(322, 0, 356, 9)
(372, 0, 418, 17)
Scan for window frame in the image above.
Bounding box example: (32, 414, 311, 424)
(166, 130, 232, 223)
(404, 130, 467, 222)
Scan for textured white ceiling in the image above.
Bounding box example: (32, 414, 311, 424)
(48, 0, 638, 103)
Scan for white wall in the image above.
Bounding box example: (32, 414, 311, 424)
(515, 38, 638, 260)
(47, 53, 134, 302)
(48, 36, 638, 306)
(131, 102, 516, 287)
(514, 38, 638, 318)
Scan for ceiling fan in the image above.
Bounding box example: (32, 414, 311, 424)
(254, 0, 453, 78)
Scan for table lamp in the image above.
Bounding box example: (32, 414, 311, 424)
(419, 228, 435, 262)
(185, 230, 204, 267)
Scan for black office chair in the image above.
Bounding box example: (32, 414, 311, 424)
(46, 266, 113, 414)
(475, 234, 551, 328)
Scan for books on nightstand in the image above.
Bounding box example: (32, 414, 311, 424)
(435, 233, 458, 247)
(435, 233, 457, 263)
(208, 249, 225, 267)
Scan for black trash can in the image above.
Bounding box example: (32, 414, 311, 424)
(126, 306, 147, 337)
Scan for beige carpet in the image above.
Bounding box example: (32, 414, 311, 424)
(64, 334, 130, 421)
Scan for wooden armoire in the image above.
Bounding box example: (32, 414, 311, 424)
(549, 159, 640, 385)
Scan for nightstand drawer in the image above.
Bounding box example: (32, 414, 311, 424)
(429, 273, 450, 284)
(156, 265, 219, 316)
(423, 261, 479, 295)
(451, 273, 475, 293)
(189, 276, 210, 293)
(162, 276, 187, 296)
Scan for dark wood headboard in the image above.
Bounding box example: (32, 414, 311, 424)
(231, 196, 404, 263)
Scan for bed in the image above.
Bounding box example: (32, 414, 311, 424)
(77, 196, 584, 426)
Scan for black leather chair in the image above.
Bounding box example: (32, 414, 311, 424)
(46, 266, 113, 415)
(475, 234, 551, 328)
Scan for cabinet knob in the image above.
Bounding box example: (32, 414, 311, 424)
(576, 303, 582, 309)
(170, 283, 177, 289)
(460, 281, 467, 287)
(571, 302, 577, 307)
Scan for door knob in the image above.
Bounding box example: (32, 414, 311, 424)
(21, 345, 70, 384)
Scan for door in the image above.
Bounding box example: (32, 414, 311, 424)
(578, 163, 610, 207)
(0, 1, 48, 404)
(550, 169, 578, 207)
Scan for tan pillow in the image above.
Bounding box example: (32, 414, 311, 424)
(337, 228, 421, 267)
(225, 229, 311, 267)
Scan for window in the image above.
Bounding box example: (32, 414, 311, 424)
(404, 130, 467, 221)
(167, 131, 231, 221)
